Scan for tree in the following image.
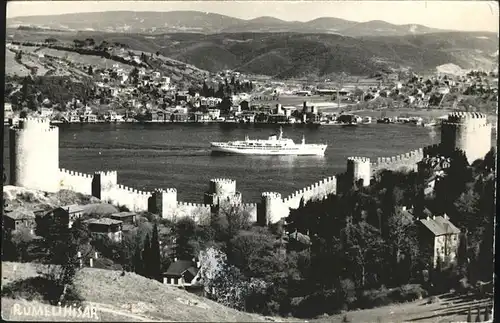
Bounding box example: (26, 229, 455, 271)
(150, 223, 162, 281)
(88, 66, 93, 76)
(215, 82, 225, 98)
(227, 229, 276, 278)
(11, 227, 34, 262)
(142, 233, 152, 278)
(218, 97, 232, 114)
(133, 242, 143, 276)
(387, 210, 419, 285)
(174, 217, 198, 260)
(35, 217, 90, 303)
(2, 227, 18, 261)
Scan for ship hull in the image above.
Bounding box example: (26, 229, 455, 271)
(211, 144, 327, 156)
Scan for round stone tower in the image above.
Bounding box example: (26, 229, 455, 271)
(9, 118, 59, 192)
(347, 157, 371, 187)
(204, 178, 241, 206)
(259, 192, 283, 226)
(440, 112, 492, 164)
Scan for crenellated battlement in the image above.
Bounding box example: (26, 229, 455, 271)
(115, 184, 152, 196)
(347, 156, 371, 163)
(210, 178, 236, 184)
(373, 148, 424, 168)
(17, 117, 51, 128)
(209, 178, 237, 196)
(94, 170, 118, 177)
(371, 148, 424, 174)
(60, 168, 93, 179)
(178, 201, 211, 208)
(446, 112, 488, 123)
(261, 192, 282, 199)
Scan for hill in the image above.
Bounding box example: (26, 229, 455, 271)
(7, 29, 497, 79)
(7, 10, 448, 37)
(1, 262, 292, 322)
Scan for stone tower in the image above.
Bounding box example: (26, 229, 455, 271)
(151, 188, 178, 220)
(347, 157, 371, 187)
(9, 118, 59, 192)
(204, 178, 242, 209)
(91, 171, 118, 201)
(440, 112, 492, 164)
(259, 192, 284, 226)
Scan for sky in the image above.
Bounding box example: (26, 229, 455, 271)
(6, 1, 499, 32)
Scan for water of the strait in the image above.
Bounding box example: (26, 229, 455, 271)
(3, 123, 440, 203)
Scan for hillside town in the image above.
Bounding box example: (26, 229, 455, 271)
(4, 40, 498, 127)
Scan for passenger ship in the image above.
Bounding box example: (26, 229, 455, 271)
(210, 127, 327, 156)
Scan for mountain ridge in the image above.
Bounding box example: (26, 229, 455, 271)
(7, 10, 459, 36)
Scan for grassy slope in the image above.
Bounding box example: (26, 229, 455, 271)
(2, 262, 493, 323)
(1, 262, 292, 322)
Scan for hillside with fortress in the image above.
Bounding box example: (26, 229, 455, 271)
(6, 112, 492, 225)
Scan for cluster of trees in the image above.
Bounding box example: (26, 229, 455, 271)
(191, 77, 254, 99)
(133, 224, 162, 281)
(6, 75, 94, 112)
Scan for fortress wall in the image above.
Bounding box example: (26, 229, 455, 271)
(106, 184, 152, 212)
(371, 148, 424, 174)
(176, 202, 212, 225)
(59, 168, 93, 195)
(282, 176, 337, 210)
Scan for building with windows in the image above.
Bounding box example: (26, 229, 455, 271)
(419, 215, 461, 268)
(84, 218, 123, 243)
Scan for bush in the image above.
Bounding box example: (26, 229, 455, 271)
(393, 284, 427, 302)
(359, 286, 392, 309)
(291, 289, 340, 318)
(1, 277, 83, 305)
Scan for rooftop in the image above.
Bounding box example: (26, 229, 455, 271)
(3, 208, 36, 220)
(110, 212, 136, 218)
(164, 260, 198, 277)
(85, 218, 123, 226)
(420, 215, 460, 236)
(59, 204, 85, 214)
